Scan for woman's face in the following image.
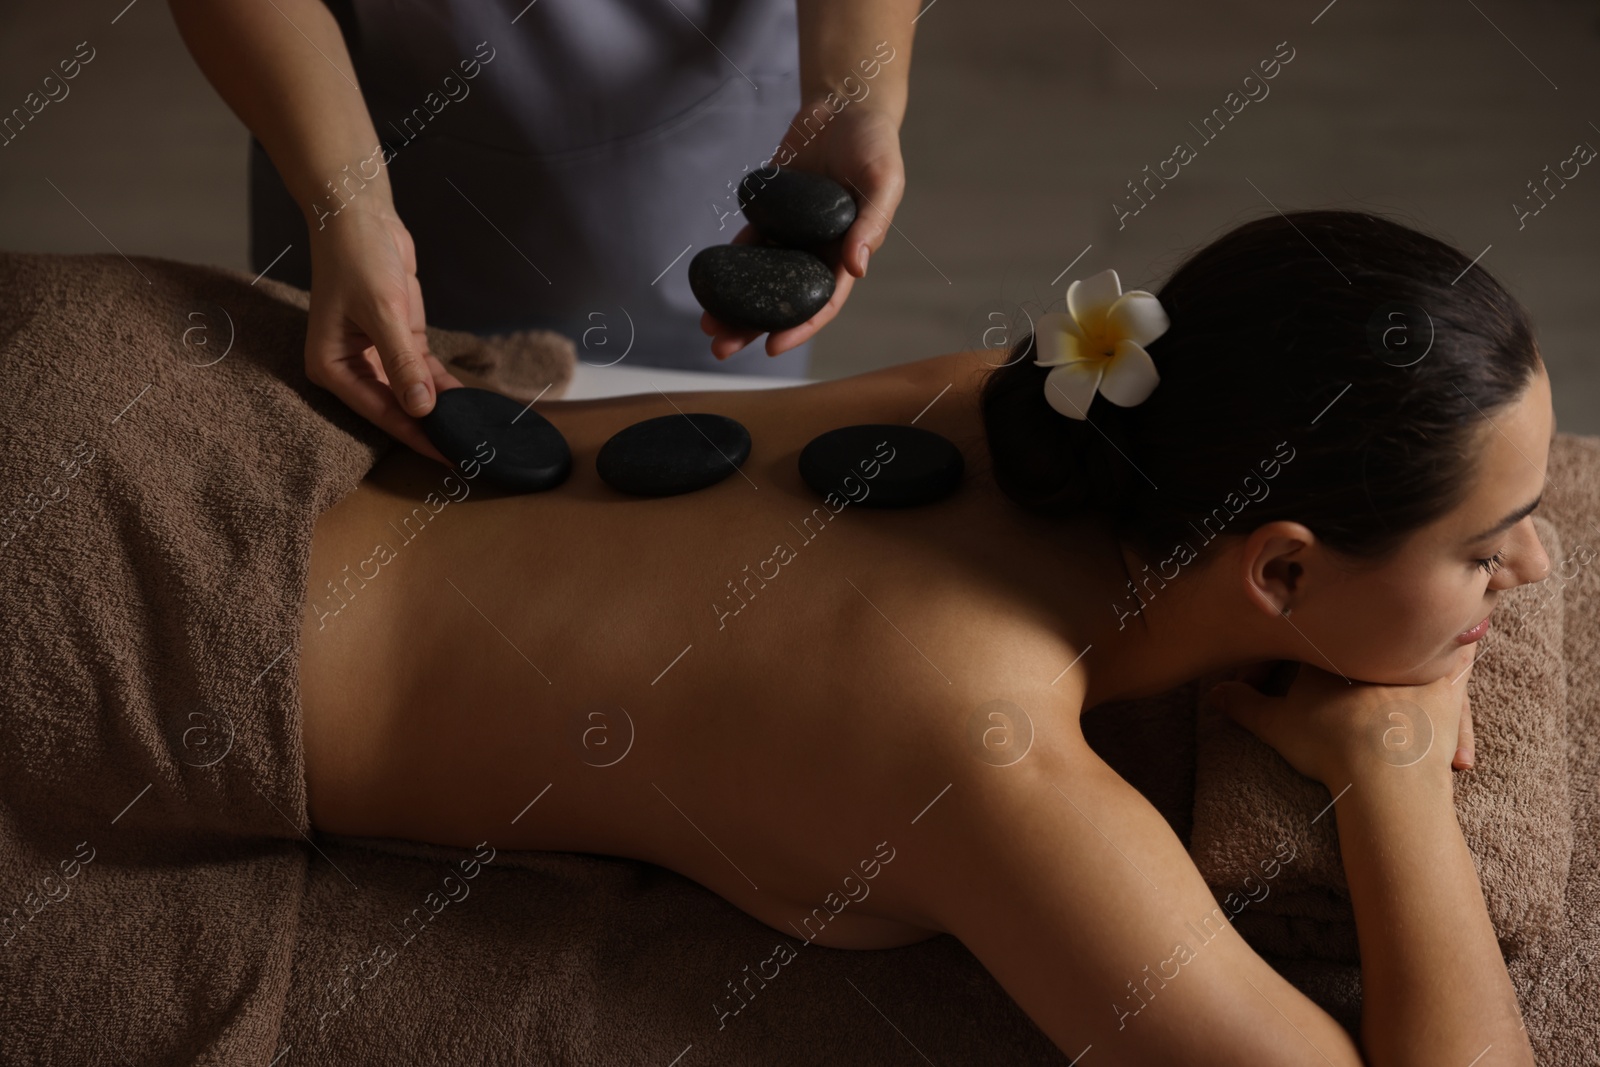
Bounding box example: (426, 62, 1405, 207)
(1274, 361, 1555, 685)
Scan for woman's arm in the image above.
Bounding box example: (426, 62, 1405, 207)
(1324, 755, 1530, 1064)
(917, 658, 1531, 1064)
(166, 0, 460, 460)
(1214, 654, 1534, 1066)
(921, 738, 1365, 1066)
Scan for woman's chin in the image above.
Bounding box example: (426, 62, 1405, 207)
(1348, 656, 1453, 687)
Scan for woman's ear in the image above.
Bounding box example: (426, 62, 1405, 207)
(1240, 520, 1315, 618)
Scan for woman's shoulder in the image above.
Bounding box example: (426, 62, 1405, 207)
(850, 583, 1097, 774)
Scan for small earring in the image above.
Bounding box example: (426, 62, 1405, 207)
(1279, 606, 1293, 619)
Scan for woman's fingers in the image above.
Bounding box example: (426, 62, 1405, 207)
(1447, 644, 1476, 770)
(1454, 687, 1476, 770)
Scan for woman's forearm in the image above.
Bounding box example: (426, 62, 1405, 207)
(1332, 762, 1532, 1066)
(796, 0, 918, 126)
(167, 0, 391, 220)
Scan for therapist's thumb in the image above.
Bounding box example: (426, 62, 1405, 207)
(364, 299, 435, 417)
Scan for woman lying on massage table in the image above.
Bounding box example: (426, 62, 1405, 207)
(298, 210, 1549, 1066)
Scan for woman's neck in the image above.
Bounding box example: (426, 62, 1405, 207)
(1045, 518, 1268, 711)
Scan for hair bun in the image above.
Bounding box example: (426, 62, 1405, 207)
(981, 337, 1141, 518)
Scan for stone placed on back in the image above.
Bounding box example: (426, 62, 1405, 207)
(688, 245, 834, 333)
(420, 386, 572, 492)
(738, 167, 857, 249)
(798, 424, 964, 509)
(596, 412, 752, 497)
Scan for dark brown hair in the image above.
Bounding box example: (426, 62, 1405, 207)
(980, 210, 1541, 567)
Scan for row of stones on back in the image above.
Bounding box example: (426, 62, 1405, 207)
(422, 387, 964, 506)
(422, 387, 749, 496)
(688, 168, 858, 333)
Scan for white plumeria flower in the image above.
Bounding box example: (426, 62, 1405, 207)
(1033, 268, 1169, 420)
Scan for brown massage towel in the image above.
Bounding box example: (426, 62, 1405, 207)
(0, 250, 572, 1063)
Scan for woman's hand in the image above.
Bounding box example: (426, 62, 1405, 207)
(1208, 644, 1477, 787)
(305, 205, 463, 465)
(702, 99, 905, 360)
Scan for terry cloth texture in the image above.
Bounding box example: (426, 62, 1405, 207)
(0, 251, 571, 1063)
(1, 251, 1596, 1064)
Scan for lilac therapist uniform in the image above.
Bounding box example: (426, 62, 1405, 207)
(249, 0, 812, 377)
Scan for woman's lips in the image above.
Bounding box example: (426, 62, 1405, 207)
(1457, 614, 1492, 644)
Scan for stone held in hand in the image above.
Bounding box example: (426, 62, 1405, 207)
(738, 167, 858, 249)
(596, 413, 752, 497)
(420, 386, 572, 493)
(688, 245, 834, 333)
(798, 424, 965, 509)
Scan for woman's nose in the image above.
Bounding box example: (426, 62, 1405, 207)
(1494, 517, 1550, 590)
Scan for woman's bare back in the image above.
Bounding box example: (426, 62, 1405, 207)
(296, 350, 1386, 1062)
(297, 349, 1100, 949)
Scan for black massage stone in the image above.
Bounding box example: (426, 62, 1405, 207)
(688, 245, 834, 333)
(596, 413, 751, 497)
(798, 424, 964, 509)
(420, 386, 571, 492)
(738, 167, 857, 249)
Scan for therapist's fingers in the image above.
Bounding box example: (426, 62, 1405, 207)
(402, 266, 471, 398)
(312, 340, 453, 466)
(402, 273, 466, 394)
(702, 312, 763, 359)
(424, 349, 466, 394)
(698, 101, 904, 361)
(840, 162, 902, 279)
(700, 223, 765, 356)
(304, 285, 447, 465)
(702, 261, 856, 359)
(359, 280, 438, 419)
(762, 264, 855, 356)
(835, 108, 906, 279)
(699, 225, 854, 357)
(302, 205, 463, 465)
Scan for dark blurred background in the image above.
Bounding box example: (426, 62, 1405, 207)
(0, 0, 1596, 429)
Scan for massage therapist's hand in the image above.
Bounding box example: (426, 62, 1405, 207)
(305, 204, 463, 466)
(1209, 644, 1477, 788)
(703, 99, 906, 360)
